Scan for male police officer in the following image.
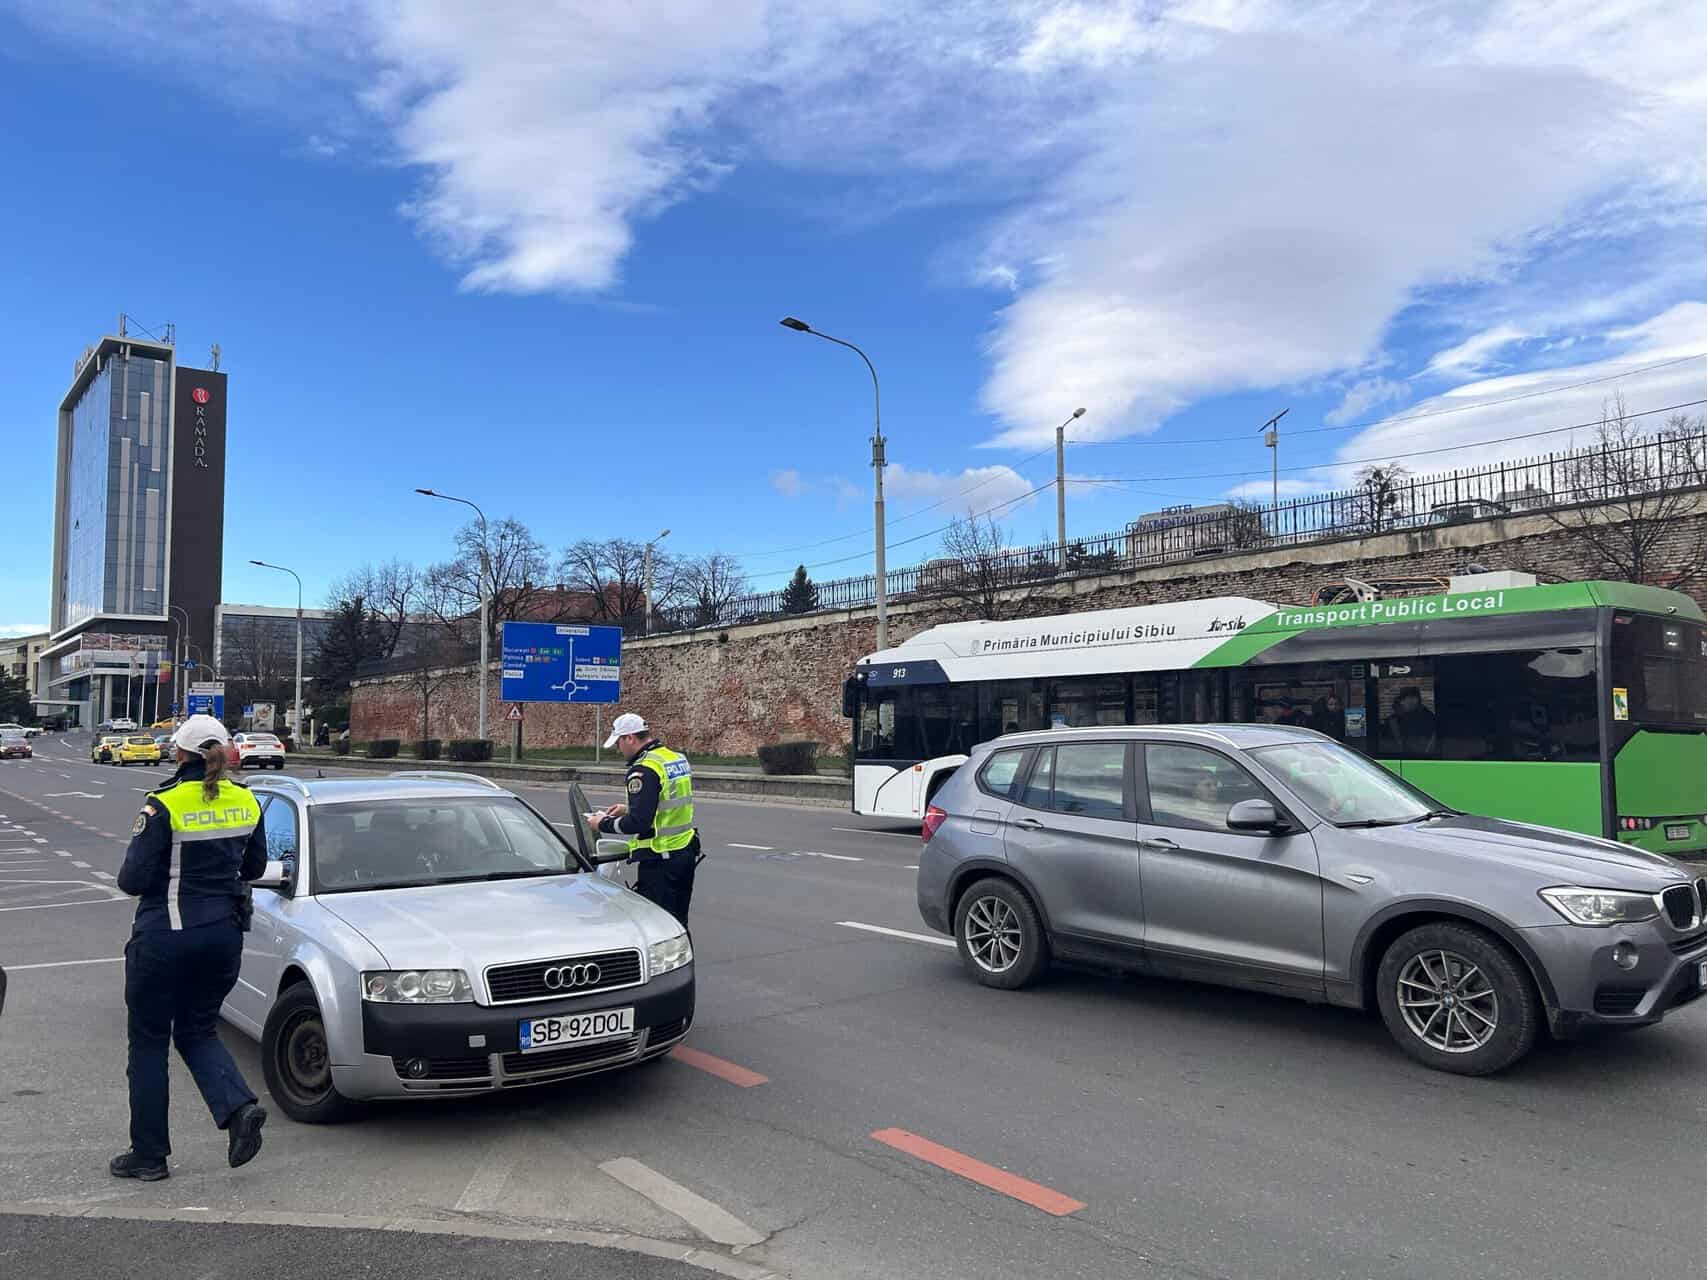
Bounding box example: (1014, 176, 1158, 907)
(110, 715, 269, 1181)
(591, 712, 700, 925)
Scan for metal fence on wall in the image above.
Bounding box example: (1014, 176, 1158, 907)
(649, 427, 1707, 632)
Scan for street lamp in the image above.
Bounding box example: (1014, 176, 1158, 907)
(779, 316, 888, 651)
(416, 487, 491, 742)
(1056, 407, 1087, 569)
(250, 559, 304, 746)
(167, 603, 190, 720)
(643, 529, 671, 636)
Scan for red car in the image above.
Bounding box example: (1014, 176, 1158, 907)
(0, 733, 32, 760)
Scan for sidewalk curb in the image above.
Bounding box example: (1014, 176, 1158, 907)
(0, 1200, 785, 1280)
(288, 753, 849, 808)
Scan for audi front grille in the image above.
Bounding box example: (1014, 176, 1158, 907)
(483, 948, 644, 1004)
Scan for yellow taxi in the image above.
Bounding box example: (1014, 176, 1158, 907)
(92, 734, 127, 764)
(114, 735, 162, 767)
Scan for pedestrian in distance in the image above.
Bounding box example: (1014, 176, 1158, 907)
(110, 714, 269, 1182)
(588, 712, 702, 926)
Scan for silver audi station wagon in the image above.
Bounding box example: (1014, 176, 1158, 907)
(917, 725, 1707, 1074)
(226, 773, 693, 1121)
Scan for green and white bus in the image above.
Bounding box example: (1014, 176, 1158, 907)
(845, 572, 1707, 854)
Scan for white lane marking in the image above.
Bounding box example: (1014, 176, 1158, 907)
(832, 827, 920, 840)
(795, 850, 862, 862)
(597, 1158, 765, 1248)
(31, 838, 47, 844)
(904, 864, 920, 870)
(3, 955, 124, 970)
(55, 851, 71, 857)
(454, 1142, 517, 1213)
(42, 792, 103, 800)
(93, 872, 116, 881)
(0, 897, 128, 913)
(57, 773, 70, 780)
(727, 843, 772, 851)
(72, 861, 92, 868)
(836, 921, 956, 949)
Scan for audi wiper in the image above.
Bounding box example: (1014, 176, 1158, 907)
(1408, 808, 1460, 822)
(471, 869, 566, 881)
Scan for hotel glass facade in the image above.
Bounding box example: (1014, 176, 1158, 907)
(61, 351, 171, 630)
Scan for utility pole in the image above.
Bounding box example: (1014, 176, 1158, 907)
(250, 561, 304, 751)
(1260, 408, 1290, 508)
(642, 530, 671, 636)
(1056, 407, 1087, 568)
(416, 489, 491, 742)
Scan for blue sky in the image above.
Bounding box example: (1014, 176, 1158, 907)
(5, 1, 1707, 638)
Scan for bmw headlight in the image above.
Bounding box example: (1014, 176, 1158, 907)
(649, 933, 693, 976)
(1539, 887, 1660, 927)
(361, 969, 473, 1003)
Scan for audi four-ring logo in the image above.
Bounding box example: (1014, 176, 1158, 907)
(542, 963, 602, 990)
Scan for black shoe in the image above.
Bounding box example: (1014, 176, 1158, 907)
(226, 1102, 266, 1168)
(109, 1151, 169, 1182)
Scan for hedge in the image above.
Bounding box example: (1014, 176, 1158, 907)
(367, 738, 400, 759)
(333, 739, 351, 756)
(447, 739, 494, 762)
(411, 738, 443, 760)
(757, 740, 818, 775)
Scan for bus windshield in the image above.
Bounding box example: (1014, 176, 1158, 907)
(1610, 614, 1707, 727)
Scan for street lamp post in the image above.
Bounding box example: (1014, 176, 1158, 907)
(779, 316, 888, 651)
(642, 529, 671, 636)
(417, 488, 491, 742)
(250, 560, 304, 746)
(1056, 407, 1087, 569)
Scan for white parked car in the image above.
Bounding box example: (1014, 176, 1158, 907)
(231, 774, 692, 1122)
(233, 731, 287, 770)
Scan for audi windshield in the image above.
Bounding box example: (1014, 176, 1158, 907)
(308, 797, 586, 894)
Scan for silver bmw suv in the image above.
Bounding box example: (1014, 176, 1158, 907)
(917, 725, 1707, 1074)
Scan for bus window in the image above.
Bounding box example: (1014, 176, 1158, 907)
(1610, 615, 1707, 727)
(1374, 665, 1438, 757)
(1160, 672, 1222, 725)
(1231, 665, 1365, 744)
(858, 689, 898, 758)
(978, 680, 1047, 741)
(1434, 650, 1599, 762)
(1050, 676, 1127, 728)
(1133, 675, 1160, 725)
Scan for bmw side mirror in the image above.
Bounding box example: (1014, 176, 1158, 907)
(594, 838, 632, 865)
(1226, 799, 1285, 832)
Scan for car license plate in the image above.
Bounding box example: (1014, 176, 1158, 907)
(1665, 823, 1691, 841)
(1699, 961, 1707, 991)
(518, 1007, 634, 1053)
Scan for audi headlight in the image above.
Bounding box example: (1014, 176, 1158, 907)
(361, 969, 473, 1003)
(649, 933, 693, 976)
(1539, 887, 1660, 927)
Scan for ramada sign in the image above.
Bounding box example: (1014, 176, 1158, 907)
(190, 385, 210, 468)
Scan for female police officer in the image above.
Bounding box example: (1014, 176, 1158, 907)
(109, 714, 269, 1181)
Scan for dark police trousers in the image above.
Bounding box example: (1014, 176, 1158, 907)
(634, 834, 700, 927)
(125, 922, 257, 1159)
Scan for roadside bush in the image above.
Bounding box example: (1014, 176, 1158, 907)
(367, 738, 400, 759)
(411, 738, 443, 760)
(447, 739, 493, 762)
(757, 740, 818, 775)
(333, 739, 351, 756)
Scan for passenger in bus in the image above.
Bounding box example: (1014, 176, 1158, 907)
(1384, 686, 1438, 756)
(1314, 693, 1347, 741)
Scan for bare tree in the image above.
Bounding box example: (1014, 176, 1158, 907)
(1347, 464, 1411, 533)
(1548, 396, 1707, 588)
(328, 560, 421, 658)
(1225, 498, 1270, 550)
(399, 629, 464, 741)
(424, 518, 553, 647)
(558, 539, 679, 630)
(932, 512, 1033, 620)
(678, 553, 750, 627)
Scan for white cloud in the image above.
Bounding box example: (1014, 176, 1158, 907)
(770, 468, 808, 498)
(1224, 478, 1317, 501)
(1325, 376, 1407, 426)
(1423, 324, 1531, 378)
(882, 463, 1039, 517)
(0, 624, 48, 638)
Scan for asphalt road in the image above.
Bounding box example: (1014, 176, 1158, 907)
(4, 735, 1707, 1280)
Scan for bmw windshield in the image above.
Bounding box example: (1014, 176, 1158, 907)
(308, 796, 588, 894)
(1249, 740, 1448, 827)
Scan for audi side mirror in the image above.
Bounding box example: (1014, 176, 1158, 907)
(593, 838, 632, 865)
(252, 858, 290, 889)
(1226, 799, 1286, 832)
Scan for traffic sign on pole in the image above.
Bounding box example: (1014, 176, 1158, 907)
(506, 704, 524, 722)
(500, 623, 621, 704)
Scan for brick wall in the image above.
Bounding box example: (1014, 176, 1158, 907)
(351, 503, 1707, 754)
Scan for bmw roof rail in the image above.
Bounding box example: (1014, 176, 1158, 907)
(387, 770, 507, 791)
(252, 774, 312, 798)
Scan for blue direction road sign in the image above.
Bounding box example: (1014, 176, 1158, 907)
(186, 682, 225, 720)
(501, 622, 622, 704)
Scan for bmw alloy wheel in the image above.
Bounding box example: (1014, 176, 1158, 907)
(1396, 949, 1499, 1053)
(964, 895, 1023, 974)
